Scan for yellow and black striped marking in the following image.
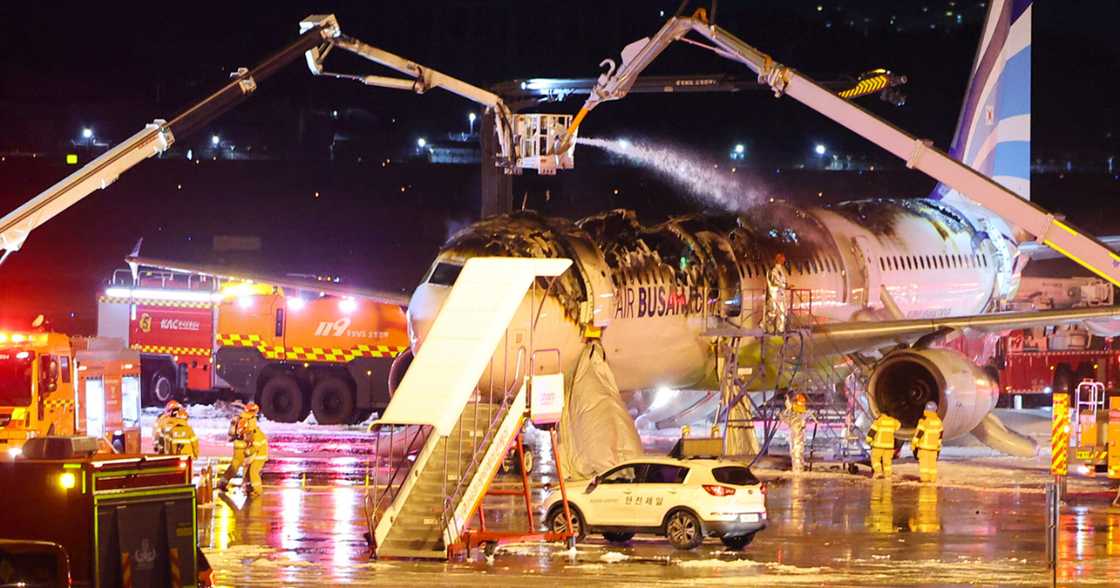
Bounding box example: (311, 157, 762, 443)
(98, 296, 213, 309)
(838, 75, 890, 99)
(218, 333, 405, 363)
(132, 344, 211, 357)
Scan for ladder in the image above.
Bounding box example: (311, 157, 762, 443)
(361, 257, 571, 560)
(369, 387, 527, 559)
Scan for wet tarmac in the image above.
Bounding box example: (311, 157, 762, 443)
(198, 468, 1120, 587)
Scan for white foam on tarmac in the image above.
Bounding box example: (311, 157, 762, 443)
(599, 551, 630, 563)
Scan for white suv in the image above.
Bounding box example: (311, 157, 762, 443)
(542, 457, 767, 550)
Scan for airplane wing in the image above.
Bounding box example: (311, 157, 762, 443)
(811, 305, 1120, 356)
(125, 255, 411, 307)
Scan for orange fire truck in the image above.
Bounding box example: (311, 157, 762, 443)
(99, 262, 410, 425)
(0, 329, 142, 457)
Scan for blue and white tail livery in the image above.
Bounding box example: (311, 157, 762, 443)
(932, 0, 1032, 304)
(937, 0, 1032, 203)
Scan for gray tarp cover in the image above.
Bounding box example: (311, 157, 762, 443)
(560, 341, 644, 479)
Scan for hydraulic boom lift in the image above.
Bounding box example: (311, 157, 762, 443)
(0, 14, 569, 264)
(554, 8, 1120, 289)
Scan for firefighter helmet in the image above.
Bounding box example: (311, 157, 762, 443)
(924, 401, 938, 413)
(795, 393, 808, 407)
(163, 400, 183, 414)
(243, 402, 260, 418)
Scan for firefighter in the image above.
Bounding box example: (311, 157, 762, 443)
(217, 401, 248, 492)
(166, 405, 200, 459)
(912, 401, 944, 483)
(781, 392, 810, 473)
(866, 412, 902, 479)
(765, 252, 789, 334)
(242, 403, 269, 497)
(153, 400, 183, 454)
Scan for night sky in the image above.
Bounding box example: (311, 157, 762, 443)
(1, 1, 1118, 332)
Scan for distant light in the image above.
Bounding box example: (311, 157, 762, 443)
(417, 137, 427, 148)
(59, 472, 76, 490)
(734, 144, 745, 154)
(6, 447, 20, 458)
(238, 296, 253, 309)
(81, 128, 93, 139)
(814, 144, 827, 156)
(211, 135, 220, 146)
(287, 297, 306, 311)
(468, 112, 477, 123)
(186, 149, 193, 161)
(817, 5, 823, 11)
(617, 138, 631, 149)
(65, 153, 78, 165)
(339, 298, 358, 313)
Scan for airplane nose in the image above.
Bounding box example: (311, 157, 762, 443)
(406, 282, 449, 351)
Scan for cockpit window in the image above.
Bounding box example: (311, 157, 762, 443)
(427, 262, 464, 286)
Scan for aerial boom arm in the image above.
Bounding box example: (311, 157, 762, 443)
(300, 15, 516, 168)
(0, 20, 337, 259)
(564, 13, 1120, 287)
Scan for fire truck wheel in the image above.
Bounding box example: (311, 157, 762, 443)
(1053, 365, 1074, 395)
(311, 377, 356, 425)
(260, 375, 307, 423)
(151, 369, 177, 405)
(349, 408, 374, 425)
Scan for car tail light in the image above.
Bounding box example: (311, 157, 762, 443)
(703, 484, 735, 496)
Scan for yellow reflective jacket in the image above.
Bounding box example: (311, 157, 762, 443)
(167, 419, 199, 459)
(913, 411, 944, 451)
(245, 422, 269, 459)
(866, 414, 901, 449)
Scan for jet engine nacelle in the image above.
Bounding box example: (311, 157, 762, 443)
(867, 348, 998, 440)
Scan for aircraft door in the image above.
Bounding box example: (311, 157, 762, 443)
(850, 236, 880, 308)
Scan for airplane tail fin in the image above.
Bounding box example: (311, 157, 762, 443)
(934, 0, 1032, 203)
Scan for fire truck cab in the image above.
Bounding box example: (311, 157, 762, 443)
(0, 331, 77, 454)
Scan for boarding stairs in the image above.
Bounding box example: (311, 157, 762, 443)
(369, 387, 526, 559)
(361, 257, 570, 561)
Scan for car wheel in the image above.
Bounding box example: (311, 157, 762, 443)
(665, 510, 703, 550)
(311, 377, 355, 425)
(260, 375, 307, 423)
(720, 532, 756, 550)
(602, 531, 634, 544)
(547, 505, 585, 542)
